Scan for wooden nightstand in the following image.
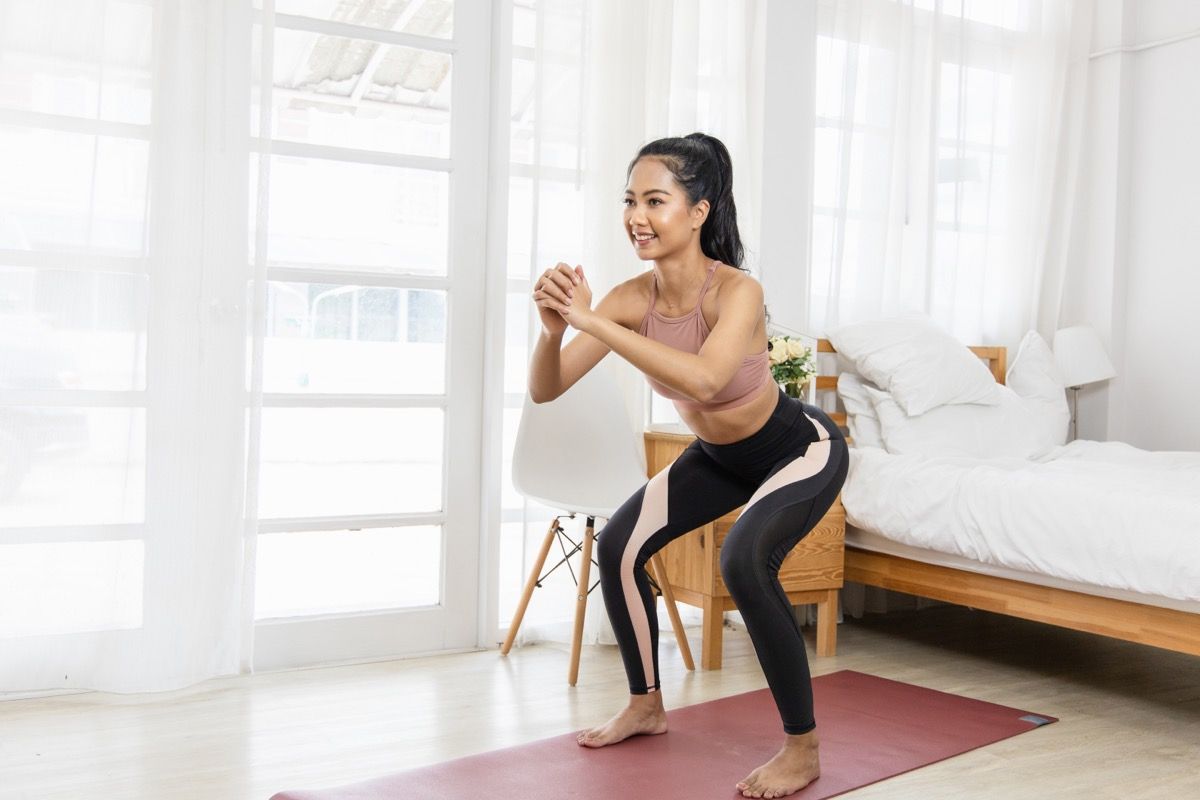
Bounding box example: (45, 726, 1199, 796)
(643, 429, 845, 668)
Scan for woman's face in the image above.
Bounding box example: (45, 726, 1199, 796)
(623, 157, 709, 261)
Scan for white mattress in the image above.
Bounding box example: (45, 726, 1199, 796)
(841, 439, 1200, 611)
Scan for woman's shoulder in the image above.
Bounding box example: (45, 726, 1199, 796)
(597, 271, 655, 329)
(711, 262, 762, 304)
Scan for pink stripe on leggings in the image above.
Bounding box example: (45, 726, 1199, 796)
(618, 465, 671, 692)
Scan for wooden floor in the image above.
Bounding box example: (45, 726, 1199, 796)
(3, 604, 1199, 799)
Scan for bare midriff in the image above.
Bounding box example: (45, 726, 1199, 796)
(674, 378, 779, 444)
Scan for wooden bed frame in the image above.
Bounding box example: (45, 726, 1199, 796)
(815, 337, 1200, 658)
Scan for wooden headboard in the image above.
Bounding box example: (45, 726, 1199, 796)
(815, 338, 1008, 431)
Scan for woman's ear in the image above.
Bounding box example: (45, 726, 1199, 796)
(691, 198, 710, 230)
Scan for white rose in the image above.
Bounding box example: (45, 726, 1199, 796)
(768, 337, 788, 365)
(787, 338, 807, 360)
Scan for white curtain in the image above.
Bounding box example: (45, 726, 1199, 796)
(1, 0, 254, 695)
(807, 0, 1093, 356)
(503, 0, 769, 647)
(504, 0, 1100, 639)
(811, 0, 1094, 618)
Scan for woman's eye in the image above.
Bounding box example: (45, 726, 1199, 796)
(649, 198, 661, 205)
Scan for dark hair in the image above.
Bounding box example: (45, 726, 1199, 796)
(627, 132, 743, 268)
(627, 132, 773, 327)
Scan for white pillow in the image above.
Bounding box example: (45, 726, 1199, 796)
(1006, 330, 1070, 448)
(864, 383, 1059, 460)
(828, 313, 1003, 416)
(836, 372, 885, 449)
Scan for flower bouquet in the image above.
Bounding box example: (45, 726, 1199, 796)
(767, 334, 816, 399)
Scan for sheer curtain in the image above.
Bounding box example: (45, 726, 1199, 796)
(499, 0, 768, 647)
(808, 0, 1094, 618)
(807, 0, 1093, 354)
(1, 0, 254, 695)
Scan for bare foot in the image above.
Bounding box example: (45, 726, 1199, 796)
(576, 692, 668, 748)
(735, 729, 821, 798)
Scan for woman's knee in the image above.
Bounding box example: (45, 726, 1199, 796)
(596, 523, 627, 572)
(718, 531, 763, 594)
(597, 495, 642, 571)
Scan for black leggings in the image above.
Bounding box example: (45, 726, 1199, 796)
(597, 386, 848, 735)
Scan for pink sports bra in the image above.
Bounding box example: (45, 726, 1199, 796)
(638, 260, 773, 412)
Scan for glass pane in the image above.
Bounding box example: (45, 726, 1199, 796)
(939, 63, 1011, 148)
(503, 292, 531, 396)
(497, 520, 523, 624)
(259, 0, 454, 40)
(263, 281, 445, 393)
(506, 175, 532, 278)
(0, 407, 144, 526)
(0, 541, 143, 638)
(812, 127, 839, 210)
(512, 2, 536, 49)
(0, 0, 154, 126)
(919, 0, 1029, 31)
(255, 526, 441, 619)
(501, 405, 520, 509)
(509, 57, 534, 165)
(845, 131, 865, 212)
(0, 126, 149, 255)
(939, 62, 963, 141)
(253, 26, 451, 158)
(263, 154, 448, 274)
(0, 267, 148, 392)
(536, 180, 584, 264)
(936, 145, 1000, 226)
(852, 42, 895, 128)
(809, 213, 835, 299)
(535, 71, 582, 171)
(814, 35, 845, 120)
(258, 407, 442, 518)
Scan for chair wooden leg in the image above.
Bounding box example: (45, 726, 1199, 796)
(816, 589, 838, 657)
(568, 517, 596, 687)
(650, 552, 694, 671)
(500, 516, 560, 656)
(701, 594, 724, 670)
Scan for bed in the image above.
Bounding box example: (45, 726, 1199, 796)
(813, 336, 1200, 658)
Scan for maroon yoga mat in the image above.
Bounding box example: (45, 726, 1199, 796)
(270, 669, 1057, 800)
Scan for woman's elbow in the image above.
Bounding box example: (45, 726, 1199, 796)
(692, 375, 717, 404)
(529, 384, 559, 404)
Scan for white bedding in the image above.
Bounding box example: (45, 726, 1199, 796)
(841, 440, 1200, 603)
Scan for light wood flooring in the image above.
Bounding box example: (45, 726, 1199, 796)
(2, 603, 1199, 799)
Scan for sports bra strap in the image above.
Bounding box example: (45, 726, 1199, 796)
(695, 260, 718, 307)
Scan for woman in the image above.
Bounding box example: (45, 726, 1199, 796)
(527, 133, 848, 799)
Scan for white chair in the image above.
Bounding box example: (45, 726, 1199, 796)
(502, 360, 695, 685)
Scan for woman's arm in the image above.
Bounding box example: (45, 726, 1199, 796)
(527, 327, 565, 403)
(567, 268, 763, 403)
(528, 268, 624, 403)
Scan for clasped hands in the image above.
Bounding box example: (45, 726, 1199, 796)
(531, 261, 596, 333)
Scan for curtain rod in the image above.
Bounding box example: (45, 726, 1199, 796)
(1089, 26, 1200, 59)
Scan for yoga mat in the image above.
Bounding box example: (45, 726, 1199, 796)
(270, 669, 1057, 799)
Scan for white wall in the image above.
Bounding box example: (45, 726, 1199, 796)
(1065, 0, 1200, 449)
